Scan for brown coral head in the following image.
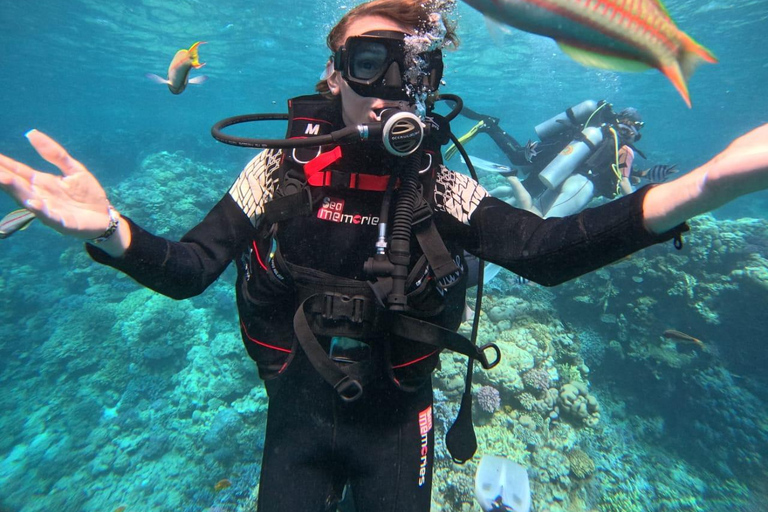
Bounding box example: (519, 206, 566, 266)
(567, 449, 596, 479)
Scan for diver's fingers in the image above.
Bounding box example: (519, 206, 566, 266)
(0, 152, 37, 181)
(0, 168, 34, 205)
(0, 168, 13, 187)
(0, 162, 74, 210)
(25, 129, 89, 177)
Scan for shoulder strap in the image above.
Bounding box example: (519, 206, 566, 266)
(412, 197, 461, 287)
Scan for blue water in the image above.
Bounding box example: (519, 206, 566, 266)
(1, 1, 767, 511)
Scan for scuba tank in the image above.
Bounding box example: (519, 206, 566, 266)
(534, 99, 599, 141)
(538, 126, 604, 190)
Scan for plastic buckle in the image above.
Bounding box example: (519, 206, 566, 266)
(411, 198, 433, 227)
(335, 377, 364, 402)
(322, 293, 366, 324)
(478, 343, 502, 370)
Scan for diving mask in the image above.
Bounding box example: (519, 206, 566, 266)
(333, 30, 444, 101)
(617, 120, 644, 142)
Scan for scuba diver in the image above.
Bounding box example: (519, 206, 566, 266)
(448, 100, 678, 218)
(2, 0, 768, 510)
(533, 102, 646, 218)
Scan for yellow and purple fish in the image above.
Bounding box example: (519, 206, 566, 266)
(146, 41, 208, 95)
(461, 0, 717, 107)
(0, 208, 36, 239)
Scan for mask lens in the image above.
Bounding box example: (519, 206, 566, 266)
(350, 42, 390, 81)
(337, 31, 443, 100)
(618, 123, 638, 140)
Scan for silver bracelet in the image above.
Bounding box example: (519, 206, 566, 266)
(89, 204, 120, 244)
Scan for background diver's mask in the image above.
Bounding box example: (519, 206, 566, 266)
(333, 30, 444, 102)
(617, 120, 644, 142)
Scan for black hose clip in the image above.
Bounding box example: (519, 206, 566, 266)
(335, 377, 364, 402)
(478, 343, 502, 370)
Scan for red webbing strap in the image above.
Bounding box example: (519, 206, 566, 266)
(303, 146, 391, 191)
(304, 146, 343, 186)
(349, 173, 390, 191)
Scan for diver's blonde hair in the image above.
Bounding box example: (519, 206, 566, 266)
(316, 0, 459, 96)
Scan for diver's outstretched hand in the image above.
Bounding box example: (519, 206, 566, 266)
(644, 123, 768, 234)
(0, 130, 117, 240)
(704, 124, 768, 193)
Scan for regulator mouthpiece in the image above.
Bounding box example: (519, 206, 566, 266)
(379, 109, 425, 157)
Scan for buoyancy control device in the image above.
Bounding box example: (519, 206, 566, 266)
(212, 93, 500, 463)
(534, 100, 645, 193)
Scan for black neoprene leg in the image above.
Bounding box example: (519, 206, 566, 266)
(344, 384, 434, 512)
(256, 352, 434, 512)
(257, 358, 347, 512)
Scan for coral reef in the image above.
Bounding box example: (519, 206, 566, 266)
(476, 385, 502, 414)
(567, 448, 595, 479)
(557, 381, 601, 427)
(433, 217, 768, 511)
(2, 151, 767, 512)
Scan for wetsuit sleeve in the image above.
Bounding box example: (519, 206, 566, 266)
(86, 194, 252, 299)
(462, 185, 688, 286)
(86, 149, 282, 299)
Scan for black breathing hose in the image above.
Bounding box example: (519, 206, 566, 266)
(437, 93, 464, 122)
(211, 113, 363, 149)
(386, 152, 422, 311)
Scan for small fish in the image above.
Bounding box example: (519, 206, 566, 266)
(461, 154, 515, 175)
(524, 139, 540, 163)
(636, 163, 679, 183)
(146, 41, 208, 95)
(0, 208, 36, 239)
(113, 506, 127, 512)
(483, 262, 504, 285)
(663, 329, 705, 349)
(460, 0, 717, 107)
(214, 478, 232, 492)
(462, 302, 475, 323)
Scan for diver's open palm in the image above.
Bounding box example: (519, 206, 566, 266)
(704, 123, 768, 197)
(0, 129, 111, 239)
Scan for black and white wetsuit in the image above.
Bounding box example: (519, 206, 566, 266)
(88, 146, 683, 511)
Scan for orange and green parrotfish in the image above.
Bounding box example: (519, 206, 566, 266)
(146, 41, 208, 95)
(460, 0, 717, 107)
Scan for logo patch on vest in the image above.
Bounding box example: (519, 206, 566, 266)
(418, 406, 433, 487)
(317, 196, 380, 226)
